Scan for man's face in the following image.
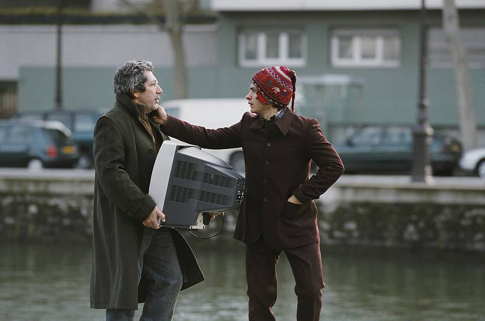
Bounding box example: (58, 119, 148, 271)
(133, 71, 163, 113)
(246, 83, 271, 116)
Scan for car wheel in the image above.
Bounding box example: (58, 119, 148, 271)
(76, 154, 92, 169)
(477, 159, 485, 179)
(28, 159, 44, 171)
(230, 152, 245, 173)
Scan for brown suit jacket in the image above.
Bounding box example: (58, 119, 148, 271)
(162, 109, 344, 250)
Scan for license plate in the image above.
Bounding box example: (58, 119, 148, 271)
(62, 146, 76, 154)
(451, 144, 461, 153)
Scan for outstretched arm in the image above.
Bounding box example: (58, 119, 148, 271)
(152, 104, 244, 150)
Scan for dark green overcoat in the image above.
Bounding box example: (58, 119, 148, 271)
(90, 94, 204, 310)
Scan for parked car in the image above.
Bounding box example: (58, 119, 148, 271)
(332, 126, 462, 176)
(0, 119, 79, 170)
(17, 110, 102, 168)
(162, 98, 250, 173)
(459, 147, 485, 179)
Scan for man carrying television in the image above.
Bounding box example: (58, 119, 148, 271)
(153, 66, 344, 321)
(90, 60, 203, 321)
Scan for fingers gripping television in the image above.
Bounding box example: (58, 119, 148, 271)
(149, 141, 246, 230)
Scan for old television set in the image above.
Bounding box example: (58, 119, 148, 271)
(149, 141, 245, 230)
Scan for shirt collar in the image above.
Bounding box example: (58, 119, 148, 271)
(250, 107, 294, 136)
(258, 107, 287, 126)
(275, 107, 287, 119)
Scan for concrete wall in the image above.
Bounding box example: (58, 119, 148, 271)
(0, 24, 218, 80)
(1, 170, 483, 252)
(319, 176, 485, 252)
(1, 24, 219, 111)
(0, 170, 94, 241)
(18, 66, 220, 111)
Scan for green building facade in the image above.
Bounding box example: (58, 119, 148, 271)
(14, 5, 485, 142)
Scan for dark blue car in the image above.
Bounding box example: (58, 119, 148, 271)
(0, 119, 79, 169)
(17, 110, 102, 168)
(333, 126, 462, 176)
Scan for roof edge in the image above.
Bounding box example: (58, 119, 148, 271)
(211, 0, 485, 11)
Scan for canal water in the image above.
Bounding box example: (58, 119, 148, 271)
(0, 241, 483, 321)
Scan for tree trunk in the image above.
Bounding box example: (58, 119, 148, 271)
(163, 0, 188, 99)
(118, 0, 190, 99)
(442, 0, 477, 152)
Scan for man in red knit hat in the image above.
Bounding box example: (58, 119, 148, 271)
(153, 66, 344, 321)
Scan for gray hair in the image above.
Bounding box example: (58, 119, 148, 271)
(113, 60, 154, 97)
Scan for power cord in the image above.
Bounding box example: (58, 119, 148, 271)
(188, 212, 225, 239)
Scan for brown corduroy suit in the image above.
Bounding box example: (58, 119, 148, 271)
(162, 108, 344, 320)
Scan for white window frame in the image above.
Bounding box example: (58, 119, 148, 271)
(331, 29, 401, 68)
(239, 30, 306, 67)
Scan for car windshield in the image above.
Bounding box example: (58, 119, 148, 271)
(46, 114, 72, 130)
(382, 127, 412, 145)
(74, 114, 97, 132)
(45, 128, 70, 144)
(351, 127, 382, 145)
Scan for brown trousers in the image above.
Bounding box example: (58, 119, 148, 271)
(246, 238, 325, 321)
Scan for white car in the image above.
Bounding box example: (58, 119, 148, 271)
(459, 148, 485, 178)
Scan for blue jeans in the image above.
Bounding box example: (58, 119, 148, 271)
(106, 228, 183, 321)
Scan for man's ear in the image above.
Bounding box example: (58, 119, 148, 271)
(130, 89, 139, 98)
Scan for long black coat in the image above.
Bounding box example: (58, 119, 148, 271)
(163, 109, 344, 250)
(90, 94, 204, 310)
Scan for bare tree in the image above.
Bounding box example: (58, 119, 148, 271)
(162, 0, 190, 99)
(120, 0, 198, 99)
(442, 0, 477, 152)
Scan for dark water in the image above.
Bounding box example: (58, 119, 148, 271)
(0, 241, 484, 321)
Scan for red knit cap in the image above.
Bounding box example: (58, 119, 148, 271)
(251, 66, 297, 112)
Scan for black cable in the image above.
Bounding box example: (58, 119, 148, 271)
(188, 212, 225, 239)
